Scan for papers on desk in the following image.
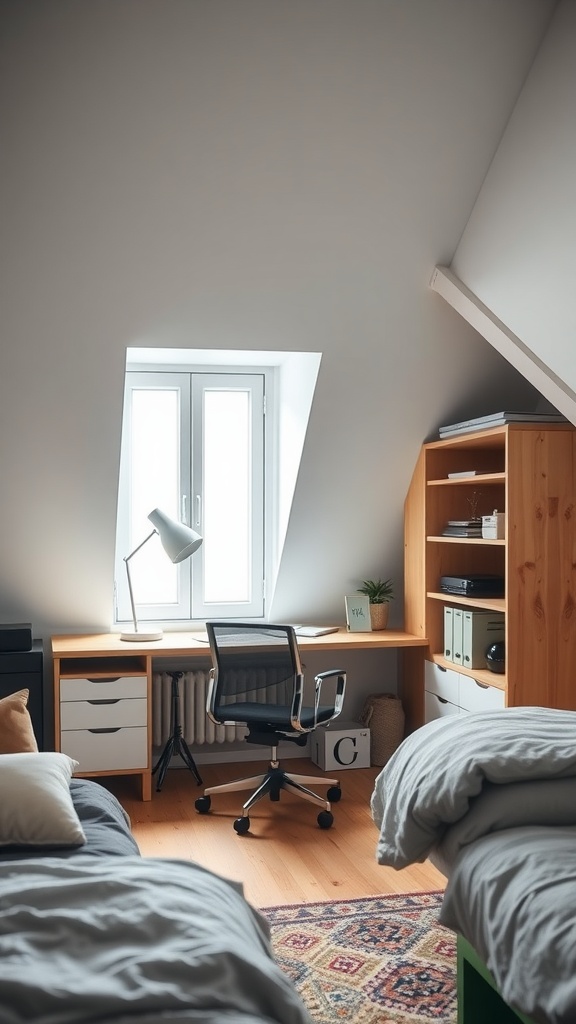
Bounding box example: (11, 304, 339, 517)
(293, 625, 340, 637)
(190, 626, 339, 640)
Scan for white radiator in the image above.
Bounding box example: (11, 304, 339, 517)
(152, 669, 292, 746)
(152, 671, 244, 746)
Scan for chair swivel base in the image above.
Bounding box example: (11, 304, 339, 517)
(195, 762, 341, 834)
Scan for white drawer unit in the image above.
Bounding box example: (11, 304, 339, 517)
(53, 656, 151, 799)
(424, 659, 505, 723)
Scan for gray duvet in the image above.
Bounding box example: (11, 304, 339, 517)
(371, 705, 576, 868)
(0, 856, 312, 1024)
(442, 824, 576, 1024)
(370, 707, 576, 1024)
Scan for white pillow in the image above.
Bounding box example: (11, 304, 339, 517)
(0, 752, 86, 847)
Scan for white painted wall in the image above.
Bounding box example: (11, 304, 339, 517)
(275, 353, 321, 572)
(452, 0, 576, 399)
(0, 0, 553, 644)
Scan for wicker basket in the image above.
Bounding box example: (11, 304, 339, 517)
(359, 693, 405, 767)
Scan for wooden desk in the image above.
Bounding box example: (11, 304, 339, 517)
(52, 629, 427, 800)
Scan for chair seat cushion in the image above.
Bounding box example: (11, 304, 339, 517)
(215, 702, 335, 730)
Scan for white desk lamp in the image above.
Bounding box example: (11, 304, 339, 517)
(121, 508, 203, 642)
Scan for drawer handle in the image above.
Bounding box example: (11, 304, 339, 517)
(87, 699, 121, 706)
(436, 695, 448, 704)
(473, 681, 490, 691)
(88, 728, 121, 734)
(86, 678, 123, 684)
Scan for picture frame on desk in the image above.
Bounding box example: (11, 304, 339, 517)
(345, 595, 372, 632)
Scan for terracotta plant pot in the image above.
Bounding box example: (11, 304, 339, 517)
(369, 603, 389, 631)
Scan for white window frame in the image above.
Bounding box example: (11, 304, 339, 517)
(115, 368, 267, 625)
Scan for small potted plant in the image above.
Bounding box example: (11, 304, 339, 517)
(358, 578, 394, 631)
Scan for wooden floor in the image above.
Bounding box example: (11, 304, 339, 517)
(106, 758, 446, 908)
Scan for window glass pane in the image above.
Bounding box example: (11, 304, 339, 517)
(203, 389, 251, 602)
(130, 389, 180, 604)
(116, 366, 266, 625)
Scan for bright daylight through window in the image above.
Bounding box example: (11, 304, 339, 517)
(114, 349, 321, 629)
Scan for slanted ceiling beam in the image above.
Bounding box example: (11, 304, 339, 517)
(430, 265, 576, 427)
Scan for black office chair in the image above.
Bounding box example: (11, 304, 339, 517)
(194, 622, 346, 834)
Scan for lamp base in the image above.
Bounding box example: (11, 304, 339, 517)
(120, 629, 164, 642)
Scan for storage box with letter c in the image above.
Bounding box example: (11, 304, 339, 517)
(311, 720, 371, 771)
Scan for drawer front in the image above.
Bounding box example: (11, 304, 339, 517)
(60, 697, 147, 731)
(60, 676, 147, 702)
(424, 689, 460, 724)
(458, 675, 506, 713)
(60, 727, 148, 772)
(424, 661, 460, 704)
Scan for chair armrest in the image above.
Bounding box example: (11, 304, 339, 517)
(290, 669, 347, 732)
(314, 669, 346, 724)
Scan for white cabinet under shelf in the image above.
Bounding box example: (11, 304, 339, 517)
(424, 660, 505, 723)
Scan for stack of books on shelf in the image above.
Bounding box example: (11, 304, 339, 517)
(439, 410, 567, 439)
(442, 519, 483, 538)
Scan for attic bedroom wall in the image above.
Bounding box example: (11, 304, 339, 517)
(0, 0, 553, 641)
(450, 0, 576, 402)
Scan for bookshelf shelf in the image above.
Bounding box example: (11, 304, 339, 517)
(427, 592, 505, 613)
(427, 537, 506, 546)
(428, 472, 505, 486)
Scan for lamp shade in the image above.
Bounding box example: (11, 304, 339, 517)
(147, 508, 203, 563)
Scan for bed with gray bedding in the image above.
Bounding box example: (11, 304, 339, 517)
(0, 855, 311, 1024)
(0, 777, 312, 1024)
(371, 707, 576, 1024)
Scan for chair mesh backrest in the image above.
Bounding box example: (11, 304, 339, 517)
(206, 623, 300, 708)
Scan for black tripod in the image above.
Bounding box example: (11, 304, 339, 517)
(152, 671, 203, 791)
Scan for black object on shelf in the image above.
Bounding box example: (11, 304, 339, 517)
(0, 622, 32, 652)
(152, 671, 203, 791)
(485, 640, 505, 674)
(440, 574, 505, 597)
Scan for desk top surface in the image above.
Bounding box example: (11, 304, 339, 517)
(51, 627, 427, 659)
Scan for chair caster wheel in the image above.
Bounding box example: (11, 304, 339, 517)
(233, 816, 250, 835)
(327, 786, 342, 803)
(317, 810, 334, 829)
(195, 796, 211, 814)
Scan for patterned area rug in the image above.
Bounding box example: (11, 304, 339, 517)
(261, 891, 456, 1023)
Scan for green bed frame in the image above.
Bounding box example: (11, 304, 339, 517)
(457, 935, 537, 1024)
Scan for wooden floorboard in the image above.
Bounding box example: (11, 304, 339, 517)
(106, 758, 446, 908)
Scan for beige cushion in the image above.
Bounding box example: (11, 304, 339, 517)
(0, 688, 38, 753)
(0, 752, 86, 847)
